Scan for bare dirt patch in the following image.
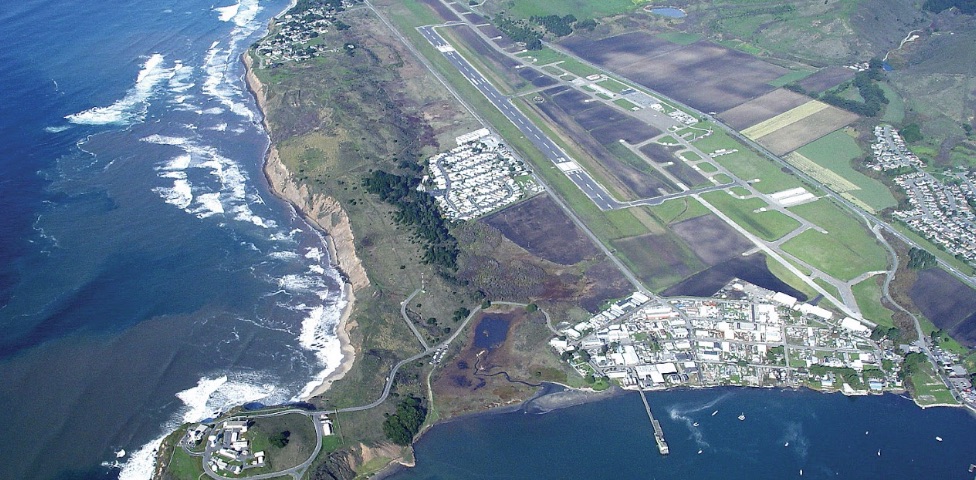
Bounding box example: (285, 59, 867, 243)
(910, 268, 976, 346)
(518, 67, 557, 88)
(418, 0, 460, 22)
(560, 32, 787, 112)
(753, 106, 859, 155)
(797, 66, 855, 93)
(483, 195, 599, 265)
(612, 232, 703, 291)
(663, 254, 807, 300)
(589, 118, 659, 145)
(717, 88, 812, 131)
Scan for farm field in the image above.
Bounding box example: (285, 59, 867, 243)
(483, 195, 599, 265)
(718, 88, 811, 131)
(752, 105, 859, 155)
(794, 131, 896, 211)
(797, 66, 854, 93)
(910, 268, 976, 347)
(741, 100, 829, 139)
(612, 232, 705, 292)
(559, 32, 787, 113)
(768, 68, 816, 87)
(781, 198, 888, 281)
(700, 190, 801, 242)
(492, 0, 644, 20)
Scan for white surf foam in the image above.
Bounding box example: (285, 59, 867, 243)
(44, 125, 71, 133)
(295, 298, 347, 399)
(214, 1, 240, 22)
(115, 373, 280, 480)
(66, 54, 176, 126)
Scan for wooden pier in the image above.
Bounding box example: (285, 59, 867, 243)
(639, 389, 669, 455)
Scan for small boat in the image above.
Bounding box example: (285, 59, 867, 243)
(935, 436, 943, 442)
(693, 422, 700, 427)
(712, 410, 719, 416)
(738, 413, 746, 421)
(697, 449, 703, 454)
(784, 442, 789, 447)
(800, 469, 803, 476)
(865, 431, 869, 435)
(115, 449, 126, 458)
(877, 449, 881, 456)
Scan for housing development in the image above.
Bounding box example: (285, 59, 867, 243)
(422, 129, 542, 220)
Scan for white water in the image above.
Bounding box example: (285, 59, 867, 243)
(66, 54, 177, 125)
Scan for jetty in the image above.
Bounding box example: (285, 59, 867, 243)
(639, 389, 669, 455)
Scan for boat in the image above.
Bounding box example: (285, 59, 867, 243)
(936, 436, 943, 442)
(800, 469, 803, 476)
(738, 413, 745, 421)
(877, 449, 881, 457)
(712, 410, 718, 416)
(693, 422, 699, 427)
(784, 442, 789, 447)
(698, 449, 703, 454)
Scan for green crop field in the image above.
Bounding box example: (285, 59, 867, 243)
(795, 131, 896, 211)
(502, 0, 646, 20)
(782, 199, 889, 281)
(701, 191, 800, 242)
(769, 68, 816, 87)
(655, 31, 702, 45)
(852, 276, 896, 327)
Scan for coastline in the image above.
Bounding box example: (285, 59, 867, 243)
(243, 50, 367, 401)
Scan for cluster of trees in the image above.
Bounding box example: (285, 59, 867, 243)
(900, 123, 923, 143)
(901, 351, 929, 380)
(871, 325, 903, 343)
(923, 0, 976, 14)
(451, 306, 471, 322)
(908, 247, 938, 270)
(382, 396, 427, 445)
(494, 17, 543, 50)
(269, 430, 291, 448)
(529, 14, 577, 37)
(821, 67, 888, 117)
(809, 364, 862, 388)
(362, 170, 459, 273)
(292, 0, 347, 13)
(494, 14, 596, 50)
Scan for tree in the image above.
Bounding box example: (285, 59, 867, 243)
(269, 430, 291, 448)
(481, 299, 492, 309)
(382, 396, 427, 446)
(901, 124, 923, 143)
(525, 303, 538, 313)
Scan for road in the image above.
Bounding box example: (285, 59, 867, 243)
(400, 288, 430, 350)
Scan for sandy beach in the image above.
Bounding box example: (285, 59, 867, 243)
(243, 50, 363, 401)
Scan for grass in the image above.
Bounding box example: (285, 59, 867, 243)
(795, 131, 896, 211)
(612, 232, 705, 292)
(516, 47, 567, 66)
(782, 199, 889, 281)
(911, 363, 958, 406)
(501, 0, 646, 20)
(741, 100, 829, 139)
(557, 58, 603, 78)
(701, 191, 801, 242)
(655, 31, 702, 45)
(613, 98, 639, 110)
(879, 82, 905, 123)
(852, 276, 895, 327)
(648, 198, 709, 225)
(814, 277, 843, 306)
(697, 129, 804, 193)
(769, 69, 816, 87)
(597, 77, 631, 93)
(681, 151, 704, 162)
(247, 413, 318, 474)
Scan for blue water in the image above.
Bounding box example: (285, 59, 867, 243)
(0, 1, 349, 479)
(650, 7, 687, 18)
(397, 388, 976, 479)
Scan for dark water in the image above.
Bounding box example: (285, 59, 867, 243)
(0, 1, 349, 478)
(473, 315, 511, 349)
(395, 388, 976, 480)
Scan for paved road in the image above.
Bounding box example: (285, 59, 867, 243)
(400, 288, 430, 350)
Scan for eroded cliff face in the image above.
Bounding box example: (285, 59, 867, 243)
(264, 146, 370, 292)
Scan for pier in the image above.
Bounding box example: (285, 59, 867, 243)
(639, 389, 669, 455)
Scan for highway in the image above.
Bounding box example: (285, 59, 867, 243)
(417, 25, 622, 211)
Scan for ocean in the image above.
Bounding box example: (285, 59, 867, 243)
(0, 1, 349, 479)
(396, 388, 976, 480)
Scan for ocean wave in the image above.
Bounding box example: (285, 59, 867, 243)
(115, 373, 282, 480)
(296, 300, 346, 399)
(44, 125, 71, 133)
(65, 54, 176, 126)
(214, 1, 241, 22)
(141, 134, 275, 227)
